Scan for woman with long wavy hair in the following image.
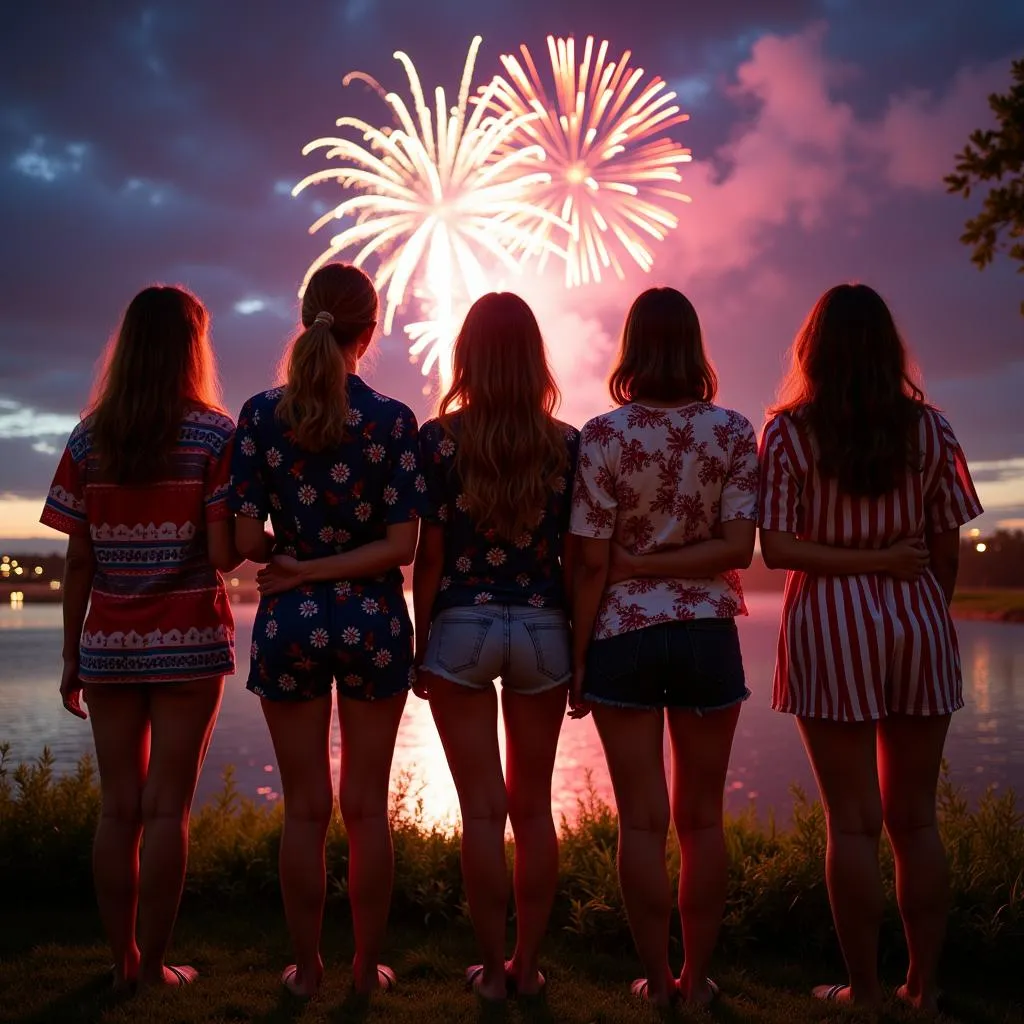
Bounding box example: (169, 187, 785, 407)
(758, 283, 982, 1010)
(40, 286, 238, 991)
(570, 287, 758, 1007)
(413, 292, 578, 1001)
(229, 263, 428, 998)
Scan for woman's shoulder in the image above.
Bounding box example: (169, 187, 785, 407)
(184, 405, 235, 435)
(352, 378, 417, 425)
(579, 407, 626, 446)
(553, 417, 579, 442)
(703, 403, 755, 435)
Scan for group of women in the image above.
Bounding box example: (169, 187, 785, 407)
(42, 262, 981, 1012)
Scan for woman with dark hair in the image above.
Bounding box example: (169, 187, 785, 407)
(412, 292, 578, 1001)
(41, 285, 238, 990)
(229, 263, 428, 998)
(570, 286, 759, 1007)
(758, 283, 982, 1010)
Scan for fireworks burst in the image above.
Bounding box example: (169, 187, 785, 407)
(292, 36, 562, 390)
(483, 35, 692, 287)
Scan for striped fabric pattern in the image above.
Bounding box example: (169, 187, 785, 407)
(758, 407, 983, 721)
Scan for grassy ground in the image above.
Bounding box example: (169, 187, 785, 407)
(950, 588, 1024, 621)
(1, 903, 1022, 1024)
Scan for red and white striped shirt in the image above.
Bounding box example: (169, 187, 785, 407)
(758, 407, 982, 721)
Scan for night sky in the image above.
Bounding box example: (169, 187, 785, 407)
(2, 0, 1022, 546)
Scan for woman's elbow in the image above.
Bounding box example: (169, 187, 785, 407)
(733, 544, 755, 571)
(396, 539, 418, 566)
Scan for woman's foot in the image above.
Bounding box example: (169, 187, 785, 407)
(678, 976, 720, 1005)
(631, 977, 678, 1008)
(466, 963, 509, 1002)
(137, 964, 198, 989)
(896, 983, 941, 1013)
(351, 963, 397, 995)
(504, 958, 545, 997)
(281, 963, 322, 999)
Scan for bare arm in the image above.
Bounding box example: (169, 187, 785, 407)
(926, 527, 960, 605)
(412, 522, 445, 664)
(569, 536, 610, 716)
(257, 521, 419, 595)
(234, 516, 273, 564)
(609, 519, 755, 584)
(561, 532, 577, 610)
(59, 534, 95, 719)
(760, 528, 930, 579)
(207, 518, 244, 572)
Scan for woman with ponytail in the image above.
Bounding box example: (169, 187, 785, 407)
(413, 292, 578, 1001)
(229, 263, 429, 998)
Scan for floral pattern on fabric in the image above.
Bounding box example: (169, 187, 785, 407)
(570, 402, 759, 639)
(418, 414, 579, 614)
(229, 375, 429, 701)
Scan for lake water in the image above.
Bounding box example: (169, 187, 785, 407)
(2, 595, 1022, 829)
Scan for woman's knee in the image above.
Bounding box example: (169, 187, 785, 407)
(284, 783, 335, 826)
(101, 787, 144, 825)
(672, 793, 724, 835)
(826, 798, 884, 838)
(618, 794, 671, 836)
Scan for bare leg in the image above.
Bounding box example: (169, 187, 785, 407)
(797, 718, 884, 1009)
(592, 705, 675, 1007)
(133, 676, 224, 986)
(667, 703, 741, 1004)
(338, 690, 408, 995)
(503, 684, 566, 995)
(85, 685, 149, 989)
(878, 713, 952, 1012)
(424, 673, 509, 1001)
(262, 694, 334, 998)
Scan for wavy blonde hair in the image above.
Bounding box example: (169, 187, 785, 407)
(277, 263, 378, 450)
(438, 292, 567, 540)
(89, 286, 223, 483)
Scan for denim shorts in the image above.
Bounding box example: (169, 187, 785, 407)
(583, 618, 749, 713)
(421, 604, 571, 694)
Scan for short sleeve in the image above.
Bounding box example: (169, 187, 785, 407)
(757, 415, 801, 533)
(417, 419, 450, 525)
(925, 412, 983, 532)
(39, 427, 90, 538)
(205, 426, 235, 524)
(719, 415, 759, 523)
(384, 406, 431, 525)
(569, 417, 618, 540)
(228, 398, 269, 521)
(559, 426, 581, 534)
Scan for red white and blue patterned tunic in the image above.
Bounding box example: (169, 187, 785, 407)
(39, 408, 236, 684)
(758, 407, 983, 720)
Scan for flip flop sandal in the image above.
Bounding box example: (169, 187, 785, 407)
(504, 961, 545, 998)
(630, 978, 677, 1005)
(706, 978, 721, 1002)
(376, 964, 397, 993)
(108, 965, 135, 994)
(166, 965, 197, 986)
(466, 964, 509, 1002)
(281, 965, 316, 999)
(812, 983, 850, 1002)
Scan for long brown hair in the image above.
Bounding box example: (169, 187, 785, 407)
(438, 292, 568, 540)
(771, 283, 926, 495)
(89, 285, 222, 483)
(277, 263, 378, 450)
(609, 287, 718, 405)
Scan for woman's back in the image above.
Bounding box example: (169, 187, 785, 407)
(572, 400, 759, 636)
(233, 375, 424, 577)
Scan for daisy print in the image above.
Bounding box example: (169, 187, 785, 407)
(438, 436, 455, 457)
(517, 573, 530, 587)
(265, 447, 282, 468)
(455, 555, 471, 573)
(366, 443, 386, 463)
(440, 576, 451, 590)
(355, 502, 372, 521)
(265, 619, 278, 639)
(298, 484, 317, 505)
(250, 641, 259, 660)
(383, 485, 398, 505)
(318, 526, 334, 543)
(310, 628, 329, 648)
(278, 674, 297, 692)
(399, 450, 417, 471)
(239, 501, 260, 518)
(343, 673, 363, 687)
(330, 462, 350, 484)
(390, 617, 402, 637)
(373, 650, 392, 668)
(391, 417, 405, 439)
(456, 494, 471, 513)
(299, 600, 318, 618)
(342, 626, 361, 645)
(514, 532, 532, 549)
(269, 493, 282, 510)
(528, 594, 545, 608)
(346, 408, 363, 426)
(414, 474, 426, 493)
(362, 598, 380, 615)
(486, 547, 506, 567)
(474, 592, 493, 605)
(240, 435, 257, 457)
(334, 581, 352, 598)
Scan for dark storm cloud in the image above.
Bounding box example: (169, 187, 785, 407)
(1, 0, 1023, 533)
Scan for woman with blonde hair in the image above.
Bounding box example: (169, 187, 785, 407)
(758, 283, 982, 1010)
(413, 292, 578, 1000)
(229, 263, 429, 998)
(570, 286, 759, 1007)
(41, 285, 238, 990)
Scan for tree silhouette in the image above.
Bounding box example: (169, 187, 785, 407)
(945, 58, 1024, 315)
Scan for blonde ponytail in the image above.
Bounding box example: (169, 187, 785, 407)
(276, 263, 379, 451)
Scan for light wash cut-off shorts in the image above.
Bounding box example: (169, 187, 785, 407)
(421, 604, 571, 694)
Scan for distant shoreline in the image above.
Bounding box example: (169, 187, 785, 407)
(5, 581, 1024, 623)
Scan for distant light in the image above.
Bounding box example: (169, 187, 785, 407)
(49, 580, 61, 591)
(10, 560, 18, 568)
(968, 528, 981, 538)
(10, 591, 23, 606)
(13, 566, 23, 575)
(1, 556, 8, 564)
(34, 566, 43, 575)
(976, 542, 987, 553)
(234, 298, 265, 316)
(230, 577, 240, 588)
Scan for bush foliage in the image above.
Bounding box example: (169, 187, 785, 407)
(2, 742, 1021, 966)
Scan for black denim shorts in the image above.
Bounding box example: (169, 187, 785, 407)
(583, 618, 749, 713)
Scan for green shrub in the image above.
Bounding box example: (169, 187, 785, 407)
(1, 742, 1021, 968)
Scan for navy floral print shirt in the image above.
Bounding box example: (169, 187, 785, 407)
(228, 375, 429, 701)
(419, 413, 579, 616)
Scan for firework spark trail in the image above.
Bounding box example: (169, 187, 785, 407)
(292, 36, 565, 390)
(483, 35, 692, 287)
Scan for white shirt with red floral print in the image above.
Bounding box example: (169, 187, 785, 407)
(570, 402, 759, 639)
